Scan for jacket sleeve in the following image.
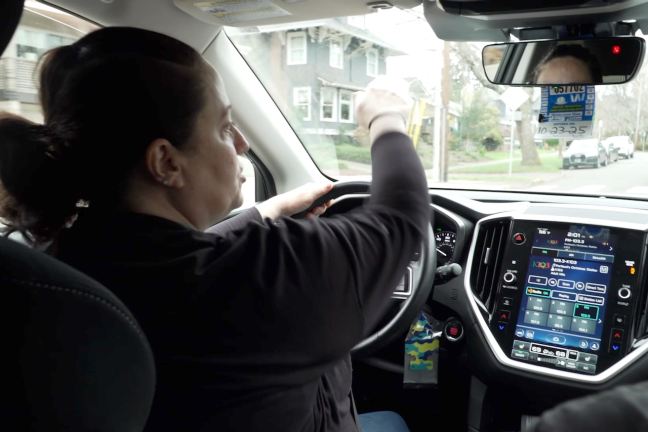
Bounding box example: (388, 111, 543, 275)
(199, 132, 430, 381)
(528, 381, 648, 432)
(205, 208, 263, 236)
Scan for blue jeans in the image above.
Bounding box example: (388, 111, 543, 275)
(358, 411, 411, 432)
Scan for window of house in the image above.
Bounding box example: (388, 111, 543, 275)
(339, 90, 353, 123)
(287, 31, 307, 65)
(329, 37, 343, 69)
(366, 49, 378, 77)
(293, 87, 311, 121)
(320, 87, 337, 121)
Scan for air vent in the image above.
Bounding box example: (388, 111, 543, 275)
(470, 219, 511, 317)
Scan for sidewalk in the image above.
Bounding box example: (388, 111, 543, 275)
(443, 170, 566, 190)
(445, 152, 559, 172)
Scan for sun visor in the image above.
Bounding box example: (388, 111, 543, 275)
(174, 0, 421, 27)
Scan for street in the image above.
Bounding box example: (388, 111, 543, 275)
(522, 152, 648, 197)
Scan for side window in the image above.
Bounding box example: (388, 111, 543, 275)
(238, 156, 256, 208)
(0, 4, 99, 123)
(286, 31, 307, 65)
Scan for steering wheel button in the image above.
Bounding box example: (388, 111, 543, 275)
(411, 250, 420, 262)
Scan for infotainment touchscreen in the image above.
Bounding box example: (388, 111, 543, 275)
(513, 225, 618, 353)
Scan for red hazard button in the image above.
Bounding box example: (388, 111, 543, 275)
(512, 233, 526, 245)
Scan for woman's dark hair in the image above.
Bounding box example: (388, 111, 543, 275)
(533, 43, 604, 83)
(0, 27, 211, 245)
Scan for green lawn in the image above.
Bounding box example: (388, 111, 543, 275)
(484, 151, 522, 160)
(452, 157, 563, 174)
(483, 149, 556, 160)
(447, 175, 535, 182)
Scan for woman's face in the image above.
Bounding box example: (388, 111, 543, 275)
(179, 70, 250, 226)
(537, 56, 594, 85)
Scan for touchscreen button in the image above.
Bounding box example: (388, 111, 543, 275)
(528, 297, 550, 313)
(547, 314, 570, 330)
(572, 318, 596, 335)
(524, 310, 548, 326)
(550, 300, 572, 316)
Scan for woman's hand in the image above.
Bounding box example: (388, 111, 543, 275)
(256, 183, 333, 220)
(354, 75, 413, 143)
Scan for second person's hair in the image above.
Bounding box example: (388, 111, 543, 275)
(0, 27, 211, 245)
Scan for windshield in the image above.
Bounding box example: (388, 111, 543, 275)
(227, 7, 648, 198)
(569, 140, 598, 151)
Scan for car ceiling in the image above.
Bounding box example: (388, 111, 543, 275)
(43, 0, 420, 52)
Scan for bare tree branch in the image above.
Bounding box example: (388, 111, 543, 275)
(451, 42, 503, 94)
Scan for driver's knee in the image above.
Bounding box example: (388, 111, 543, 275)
(358, 411, 410, 432)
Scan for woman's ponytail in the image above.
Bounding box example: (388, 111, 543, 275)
(0, 27, 209, 246)
(0, 113, 80, 245)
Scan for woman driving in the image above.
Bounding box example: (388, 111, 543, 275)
(0, 27, 429, 432)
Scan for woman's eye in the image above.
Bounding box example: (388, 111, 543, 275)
(224, 121, 237, 135)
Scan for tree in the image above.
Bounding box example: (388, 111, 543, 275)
(460, 90, 503, 146)
(452, 42, 541, 165)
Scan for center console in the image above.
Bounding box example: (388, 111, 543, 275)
(469, 215, 648, 380)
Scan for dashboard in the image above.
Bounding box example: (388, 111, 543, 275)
(327, 189, 648, 422)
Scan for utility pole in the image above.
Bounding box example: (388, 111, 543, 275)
(441, 41, 451, 182)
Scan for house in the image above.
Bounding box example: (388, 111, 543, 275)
(0, 4, 96, 123)
(228, 16, 406, 143)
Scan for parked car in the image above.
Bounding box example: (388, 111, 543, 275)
(605, 135, 635, 159)
(563, 138, 608, 169)
(606, 140, 620, 163)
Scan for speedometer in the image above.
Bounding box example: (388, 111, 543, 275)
(435, 231, 456, 265)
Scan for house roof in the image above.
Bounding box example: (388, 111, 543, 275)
(253, 18, 408, 56)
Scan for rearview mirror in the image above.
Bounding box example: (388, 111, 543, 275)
(482, 37, 645, 86)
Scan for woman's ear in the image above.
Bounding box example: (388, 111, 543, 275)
(144, 138, 185, 187)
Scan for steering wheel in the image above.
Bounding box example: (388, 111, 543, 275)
(293, 181, 436, 358)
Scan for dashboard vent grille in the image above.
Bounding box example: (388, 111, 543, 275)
(470, 219, 511, 317)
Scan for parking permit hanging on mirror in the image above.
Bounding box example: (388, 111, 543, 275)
(535, 85, 595, 140)
(404, 312, 441, 389)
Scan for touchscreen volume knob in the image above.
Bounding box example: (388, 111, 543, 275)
(503, 272, 517, 284)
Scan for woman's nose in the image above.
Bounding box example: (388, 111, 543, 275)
(233, 126, 250, 155)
